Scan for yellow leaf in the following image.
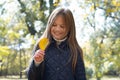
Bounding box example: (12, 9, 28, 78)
(112, 0, 120, 7)
(96, 3, 99, 7)
(0, 46, 10, 56)
(90, 5, 94, 11)
(112, 0, 117, 6)
(53, 2, 59, 7)
(39, 38, 49, 50)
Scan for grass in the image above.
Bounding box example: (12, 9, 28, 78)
(89, 75, 120, 80)
(0, 75, 27, 80)
(0, 75, 119, 80)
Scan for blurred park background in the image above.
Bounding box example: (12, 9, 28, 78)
(0, 0, 120, 80)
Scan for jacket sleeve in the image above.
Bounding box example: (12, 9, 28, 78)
(74, 52, 87, 80)
(27, 60, 44, 80)
(27, 44, 44, 80)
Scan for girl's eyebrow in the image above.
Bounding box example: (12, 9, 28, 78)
(53, 22, 65, 25)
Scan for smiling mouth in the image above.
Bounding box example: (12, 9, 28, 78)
(54, 32, 61, 35)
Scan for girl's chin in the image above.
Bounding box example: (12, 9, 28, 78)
(53, 36, 62, 40)
(55, 38, 61, 40)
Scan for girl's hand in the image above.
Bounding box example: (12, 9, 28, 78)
(34, 49, 45, 63)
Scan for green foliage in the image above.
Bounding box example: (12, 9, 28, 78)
(1, 0, 119, 78)
(84, 30, 120, 79)
(82, 0, 120, 80)
(18, 0, 48, 35)
(0, 46, 10, 58)
(0, 0, 61, 76)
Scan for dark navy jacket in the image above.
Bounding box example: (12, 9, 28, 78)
(27, 39, 86, 80)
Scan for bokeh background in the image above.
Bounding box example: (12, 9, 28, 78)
(0, 0, 120, 80)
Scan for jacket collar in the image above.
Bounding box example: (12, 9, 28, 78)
(50, 37, 68, 48)
(53, 37, 67, 45)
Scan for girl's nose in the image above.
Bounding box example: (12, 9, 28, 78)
(56, 25, 61, 31)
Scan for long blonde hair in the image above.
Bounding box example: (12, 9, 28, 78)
(41, 7, 83, 72)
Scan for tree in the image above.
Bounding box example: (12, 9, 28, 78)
(0, 0, 61, 77)
(82, 0, 120, 80)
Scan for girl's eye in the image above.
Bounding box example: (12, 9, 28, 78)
(60, 25, 65, 28)
(52, 24, 65, 28)
(52, 24, 57, 27)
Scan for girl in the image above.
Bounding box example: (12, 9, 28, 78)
(27, 7, 86, 80)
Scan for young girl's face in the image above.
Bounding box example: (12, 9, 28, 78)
(51, 15, 68, 40)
